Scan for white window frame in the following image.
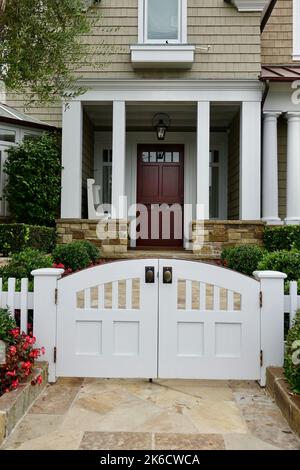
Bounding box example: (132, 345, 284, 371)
(293, 0, 300, 60)
(138, 0, 187, 44)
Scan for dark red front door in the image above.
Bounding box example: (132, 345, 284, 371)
(136, 144, 184, 247)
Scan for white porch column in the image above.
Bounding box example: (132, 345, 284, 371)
(285, 112, 300, 224)
(240, 101, 261, 220)
(196, 101, 210, 219)
(262, 112, 282, 224)
(61, 101, 83, 219)
(112, 101, 126, 219)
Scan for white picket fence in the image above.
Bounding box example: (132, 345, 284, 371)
(0, 278, 34, 334)
(284, 280, 300, 325)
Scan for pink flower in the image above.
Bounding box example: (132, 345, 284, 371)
(37, 375, 43, 385)
(11, 379, 19, 389)
(9, 346, 17, 355)
(41, 347, 46, 355)
(6, 370, 16, 377)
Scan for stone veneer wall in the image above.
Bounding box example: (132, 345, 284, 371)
(56, 219, 128, 255)
(192, 220, 265, 257)
(57, 219, 265, 259)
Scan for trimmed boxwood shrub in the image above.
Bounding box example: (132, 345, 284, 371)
(52, 242, 91, 272)
(257, 250, 300, 281)
(76, 240, 100, 263)
(3, 133, 62, 226)
(284, 309, 300, 394)
(0, 224, 56, 256)
(221, 245, 264, 276)
(264, 225, 300, 252)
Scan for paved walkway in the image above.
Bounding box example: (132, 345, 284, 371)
(2, 378, 300, 450)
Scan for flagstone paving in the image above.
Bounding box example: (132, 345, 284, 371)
(1, 378, 300, 450)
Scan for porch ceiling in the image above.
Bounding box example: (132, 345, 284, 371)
(84, 102, 240, 132)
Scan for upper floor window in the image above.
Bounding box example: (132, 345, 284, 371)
(139, 0, 187, 44)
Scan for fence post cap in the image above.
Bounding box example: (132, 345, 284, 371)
(253, 270, 287, 280)
(31, 268, 65, 277)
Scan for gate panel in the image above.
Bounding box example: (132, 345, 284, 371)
(158, 260, 261, 380)
(56, 260, 158, 378)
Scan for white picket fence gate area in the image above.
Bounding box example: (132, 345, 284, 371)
(0, 278, 34, 334)
(284, 281, 300, 325)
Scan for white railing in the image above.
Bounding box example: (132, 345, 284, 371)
(0, 278, 34, 334)
(284, 280, 300, 325)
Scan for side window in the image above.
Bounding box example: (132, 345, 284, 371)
(102, 149, 112, 205)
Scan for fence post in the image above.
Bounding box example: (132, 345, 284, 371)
(253, 270, 287, 387)
(290, 280, 298, 324)
(32, 268, 64, 383)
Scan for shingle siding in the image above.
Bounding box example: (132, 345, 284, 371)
(261, 0, 294, 65)
(7, 0, 261, 125)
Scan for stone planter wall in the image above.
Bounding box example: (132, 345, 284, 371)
(192, 220, 265, 258)
(56, 219, 129, 255)
(0, 363, 48, 446)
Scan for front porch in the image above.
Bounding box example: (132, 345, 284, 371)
(60, 81, 264, 256)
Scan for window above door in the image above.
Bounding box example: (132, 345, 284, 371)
(131, 0, 195, 69)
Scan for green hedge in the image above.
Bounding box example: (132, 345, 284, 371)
(257, 250, 300, 281)
(221, 245, 264, 276)
(0, 224, 56, 256)
(264, 225, 300, 252)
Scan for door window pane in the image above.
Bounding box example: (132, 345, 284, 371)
(148, 0, 179, 41)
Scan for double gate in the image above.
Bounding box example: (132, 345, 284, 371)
(55, 259, 261, 380)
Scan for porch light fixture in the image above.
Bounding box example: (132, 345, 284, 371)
(152, 113, 170, 141)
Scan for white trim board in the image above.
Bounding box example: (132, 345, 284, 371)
(73, 80, 263, 103)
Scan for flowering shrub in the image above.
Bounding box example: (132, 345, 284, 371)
(0, 308, 45, 397)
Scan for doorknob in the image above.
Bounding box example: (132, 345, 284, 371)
(145, 266, 155, 284)
(163, 267, 173, 284)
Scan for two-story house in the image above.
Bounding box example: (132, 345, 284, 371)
(4, 0, 300, 257)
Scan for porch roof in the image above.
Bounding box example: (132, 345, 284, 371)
(261, 65, 300, 82)
(0, 102, 57, 131)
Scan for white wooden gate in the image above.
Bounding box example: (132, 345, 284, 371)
(56, 260, 158, 378)
(158, 260, 261, 380)
(55, 259, 261, 380)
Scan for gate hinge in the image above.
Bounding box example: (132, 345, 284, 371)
(260, 350, 263, 367)
(259, 291, 263, 308)
(54, 347, 57, 364)
(55, 288, 58, 305)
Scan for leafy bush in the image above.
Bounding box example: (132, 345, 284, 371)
(284, 310, 300, 394)
(52, 242, 91, 272)
(264, 225, 300, 252)
(257, 250, 300, 281)
(221, 245, 264, 276)
(0, 307, 17, 343)
(76, 240, 100, 263)
(0, 224, 56, 256)
(4, 133, 62, 226)
(0, 248, 53, 288)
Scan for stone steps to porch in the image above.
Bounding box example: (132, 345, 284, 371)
(102, 249, 221, 263)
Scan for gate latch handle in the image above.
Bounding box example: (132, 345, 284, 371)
(163, 267, 173, 284)
(145, 266, 155, 284)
